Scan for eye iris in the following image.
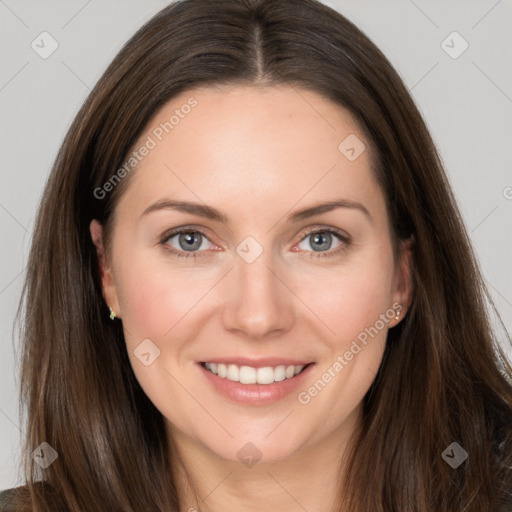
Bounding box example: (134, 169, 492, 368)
(310, 232, 332, 252)
(179, 232, 202, 251)
(172, 231, 337, 253)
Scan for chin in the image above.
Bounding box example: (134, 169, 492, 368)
(207, 428, 308, 466)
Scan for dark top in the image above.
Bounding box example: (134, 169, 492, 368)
(2, 484, 511, 511)
(0, 485, 39, 512)
(0, 488, 16, 511)
(0, 484, 61, 511)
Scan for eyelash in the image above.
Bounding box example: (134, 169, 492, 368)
(159, 226, 351, 260)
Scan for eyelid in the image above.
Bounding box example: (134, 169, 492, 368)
(159, 225, 215, 244)
(297, 225, 351, 244)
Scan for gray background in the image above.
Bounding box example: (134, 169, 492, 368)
(1, 0, 511, 490)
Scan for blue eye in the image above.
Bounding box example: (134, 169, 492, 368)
(161, 228, 213, 259)
(296, 228, 350, 258)
(160, 226, 351, 260)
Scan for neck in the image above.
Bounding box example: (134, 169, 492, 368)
(168, 406, 363, 512)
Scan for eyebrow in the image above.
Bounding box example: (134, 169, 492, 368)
(140, 198, 372, 224)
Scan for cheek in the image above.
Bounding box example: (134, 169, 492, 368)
(112, 254, 204, 412)
(116, 270, 168, 341)
(298, 250, 395, 344)
(296, 247, 394, 403)
(114, 251, 213, 342)
(296, 273, 392, 433)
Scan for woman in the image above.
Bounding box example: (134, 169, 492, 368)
(2, 0, 511, 510)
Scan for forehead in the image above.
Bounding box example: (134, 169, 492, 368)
(115, 84, 383, 223)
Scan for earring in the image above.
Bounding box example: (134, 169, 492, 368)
(395, 305, 401, 323)
(109, 307, 116, 320)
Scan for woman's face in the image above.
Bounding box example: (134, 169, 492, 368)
(91, 84, 412, 464)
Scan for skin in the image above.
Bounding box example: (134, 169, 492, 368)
(90, 84, 413, 512)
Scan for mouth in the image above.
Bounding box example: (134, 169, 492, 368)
(198, 360, 316, 405)
(200, 361, 313, 385)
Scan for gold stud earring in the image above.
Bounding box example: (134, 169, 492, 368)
(109, 307, 116, 320)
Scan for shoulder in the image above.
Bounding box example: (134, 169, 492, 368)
(0, 483, 44, 512)
(0, 486, 26, 511)
(0, 483, 64, 512)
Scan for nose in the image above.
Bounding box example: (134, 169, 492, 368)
(221, 244, 295, 341)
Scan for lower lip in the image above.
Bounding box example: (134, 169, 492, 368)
(198, 363, 315, 405)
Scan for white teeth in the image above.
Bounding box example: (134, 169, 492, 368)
(256, 367, 275, 385)
(226, 364, 239, 382)
(239, 366, 256, 384)
(203, 362, 307, 384)
(274, 365, 286, 382)
(217, 363, 227, 378)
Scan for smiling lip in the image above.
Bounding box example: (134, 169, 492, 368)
(197, 360, 315, 405)
(199, 357, 313, 368)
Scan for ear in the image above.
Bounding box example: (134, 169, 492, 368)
(390, 235, 414, 327)
(90, 219, 121, 318)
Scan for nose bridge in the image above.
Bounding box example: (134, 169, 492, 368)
(222, 236, 294, 339)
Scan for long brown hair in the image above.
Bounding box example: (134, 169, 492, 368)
(11, 0, 512, 510)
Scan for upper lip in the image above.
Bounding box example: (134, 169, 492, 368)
(199, 357, 315, 368)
